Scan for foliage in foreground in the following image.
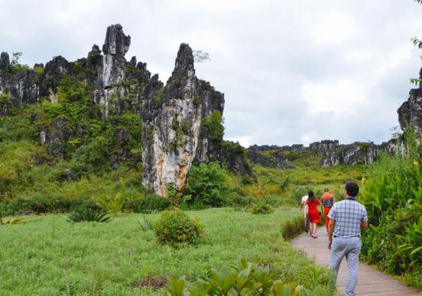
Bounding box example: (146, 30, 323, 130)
(361, 129, 422, 290)
(165, 260, 334, 296)
(154, 209, 204, 247)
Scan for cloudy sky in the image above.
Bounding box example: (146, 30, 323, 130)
(1, 0, 421, 147)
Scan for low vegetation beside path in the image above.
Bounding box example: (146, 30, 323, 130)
(0, 208, 335, 296)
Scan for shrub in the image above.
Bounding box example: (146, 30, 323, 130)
(183, 162, 231, 207)
(154, 209, 204, 247)
(165, 260, 332, 296)
(201, 110, 224, 141)
(129, 193, 170, 213)
(67, 208, 111, 223)
(251, 203, 275, 215)
(281, 216, 305, 240)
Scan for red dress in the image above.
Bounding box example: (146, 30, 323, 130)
(306, 198, 321, 223)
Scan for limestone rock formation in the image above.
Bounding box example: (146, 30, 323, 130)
(141, 44, 237, 196)
(248, 140, 383, 168)
(398, 68, 422, 133)
(0, 24, 251, 196)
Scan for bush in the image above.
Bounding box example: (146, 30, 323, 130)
(201, 110, 224, 141)
(165, 260, 332, 296)
(129, 193, 170, 213)
(251, 203, 275, 215)
(281, 216, 305, 240)
(183, 162, 231, 207)
(154, 209, 204, 247)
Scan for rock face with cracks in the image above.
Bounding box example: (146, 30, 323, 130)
(141, 44, 232, 196)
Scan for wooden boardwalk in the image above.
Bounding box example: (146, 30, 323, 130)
(291, 227, 422, 296)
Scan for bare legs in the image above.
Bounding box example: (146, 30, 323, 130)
(310, 222, 317, 238)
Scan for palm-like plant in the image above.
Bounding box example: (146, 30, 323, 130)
(67, 208, 111, 223)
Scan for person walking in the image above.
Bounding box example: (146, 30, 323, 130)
(299, 194, 310, 233)
(320, 188, 335, 230)
(305, 191, 321, 238)
(328, 181, 368, 296)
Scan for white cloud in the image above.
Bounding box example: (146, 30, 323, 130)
(344, 48, 375, 63)
(226, 136, 251, 148)
(375, 44, 414, 76)
(0, 0, 421, 147)
(301, 79, 366, 116)
(309, 11, 358, 47)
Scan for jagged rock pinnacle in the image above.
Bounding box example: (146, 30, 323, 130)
(173, 43, 195, 76)
(102, 24, 131, 56)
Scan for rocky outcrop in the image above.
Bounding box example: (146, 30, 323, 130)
(248, 140, 385, 168)
(398, 68, 422, 133)
(141, 44, 231, 196)
(248, 150, 295, 169)
(0, 52, 9, 94)
(46, 117, 71, 160)
(0, 24, 251, 196)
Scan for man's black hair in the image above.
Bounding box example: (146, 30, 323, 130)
(324, 188, 329, 192)
(345, 181, 359, 197)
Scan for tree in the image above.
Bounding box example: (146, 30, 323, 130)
(8, 52, 30, 75)
(193, 50, 210, 63)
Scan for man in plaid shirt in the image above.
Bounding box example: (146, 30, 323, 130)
(328, 181, 368, 296)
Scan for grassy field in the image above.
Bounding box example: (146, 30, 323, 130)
(0, 208, 335, 296)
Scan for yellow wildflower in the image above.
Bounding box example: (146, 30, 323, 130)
(414, 160, 419, 166)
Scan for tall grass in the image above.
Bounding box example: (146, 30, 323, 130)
(361, 129, 422, 290)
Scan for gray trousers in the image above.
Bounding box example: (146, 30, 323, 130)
(330, 237, 362, 296)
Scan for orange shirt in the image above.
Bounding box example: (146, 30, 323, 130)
(321, 192, 335, 208)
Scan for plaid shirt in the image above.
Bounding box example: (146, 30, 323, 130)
(328, 198, 368, 238)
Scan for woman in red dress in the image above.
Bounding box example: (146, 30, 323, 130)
(305, 191, 321, 238)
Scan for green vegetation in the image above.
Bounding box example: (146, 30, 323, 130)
(281, 216, 305, 241)
(183, 162, 232, 208)
(0, 209, 336, 296)
(201, 110, 224, 141)
(251, 203, 275, 215)
(0, 217, 26, 225)
(154, 209, 204, 247)
(67, 208, 112, 223)
(165, 260, 334, 296)
(8, 52, 30, 75)
(361, 129, 422, 290)
(0, 77, 144, 215)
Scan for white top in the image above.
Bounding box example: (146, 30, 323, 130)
(301, 195, 308, 214)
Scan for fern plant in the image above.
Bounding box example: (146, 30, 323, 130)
(97, 178, 134, 214)
(67, 208, 111, 223)
(139, 215, 153, 231)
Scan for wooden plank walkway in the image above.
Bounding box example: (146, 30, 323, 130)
(291, 227, 422, 296)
